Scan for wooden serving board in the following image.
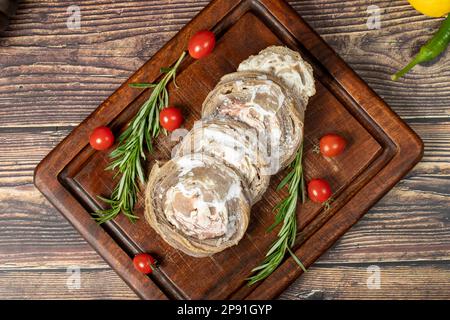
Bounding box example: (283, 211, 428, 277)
(34, 0, 423, 300)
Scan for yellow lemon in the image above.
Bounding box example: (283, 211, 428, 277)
(408, 0, 450, 17)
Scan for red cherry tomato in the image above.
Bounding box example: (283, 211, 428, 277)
(159, 106, 184, 131)
(308, 179, 332, 203)
(188, 30, 216, 59)
(319, 133, 347, 157)
(133, 253, 156, 275)
(89, 126, 114, 151)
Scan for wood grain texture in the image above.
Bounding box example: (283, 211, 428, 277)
(32, 0, 424, 299)
(0, 0, 448, 299)
(281, 263, 450, 300)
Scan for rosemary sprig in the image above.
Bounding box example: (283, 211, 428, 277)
(94, 51, 186, 224)
(247, 144, 307, 286)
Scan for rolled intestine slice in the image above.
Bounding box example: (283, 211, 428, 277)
(202, 71, 304, 173)
(237, 45, 316, 109)
(145, 154, 251, 257)
(173, 116, 270, 204)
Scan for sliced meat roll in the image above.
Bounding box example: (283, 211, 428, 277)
(173, 117, 270, 204)
(237, 45, 316, 110)
(202, 71, 304, 173)
(145, 154, 251, 257)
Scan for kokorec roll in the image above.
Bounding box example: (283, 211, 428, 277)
(145, 46, 316, 257)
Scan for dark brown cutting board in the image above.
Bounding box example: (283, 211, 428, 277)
(34, 0, 423, 300)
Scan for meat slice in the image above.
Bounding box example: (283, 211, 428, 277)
(173, 117, 270, 204)
(202, 72, 304, 173)
(145, 154, 251, 257)
(238, 45, 316, 109)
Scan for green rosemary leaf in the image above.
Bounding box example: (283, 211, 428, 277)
(267, 206, 286, 232)
(250, 263, 270, 273)
(163, 87, 169, 108)
(144, 128, 152, 153)
(300, 173, 307, 203)
(248, 143, 307, 285)
(265, 236, 286, 257)
(96, 195, 116, 205)
(136, 160, 145, 185)
(160, 67, 171, 74)
(129, 83, 157, 88)
(287, 246, 307, 272)
(276, 170, 295, 191)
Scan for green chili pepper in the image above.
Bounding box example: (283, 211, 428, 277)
(392, 14, 450, 81)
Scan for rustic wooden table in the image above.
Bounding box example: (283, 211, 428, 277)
(0, 0, 449, 300)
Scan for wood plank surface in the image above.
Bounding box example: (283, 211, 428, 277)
(0, 0, 449, 299)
